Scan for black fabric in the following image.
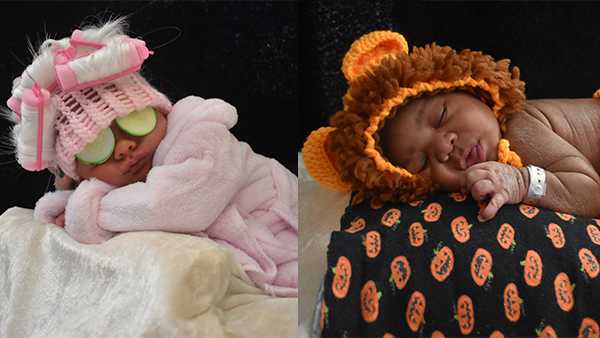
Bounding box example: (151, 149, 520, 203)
(321, 192, 600, 338)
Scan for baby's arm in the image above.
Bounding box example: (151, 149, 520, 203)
(508, 99, 600, 217)
(469, 99, 600, 219)
(33, 172, 77, 227)
(61, 97, 243, 243)
(62, 131, 241, 243)
(98, 152, 241, 233)
(96, 117, 243, 235)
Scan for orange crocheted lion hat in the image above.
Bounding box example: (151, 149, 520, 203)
(302, 31, 526, 204)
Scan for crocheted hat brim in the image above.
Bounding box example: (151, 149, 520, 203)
(301, 127, 351, 192)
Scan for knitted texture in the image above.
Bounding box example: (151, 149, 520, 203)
(497, 139, 522, 168)
(55, 73, 172, 180)
(302, 127, 351, 192)
(342, 31, 408, 82)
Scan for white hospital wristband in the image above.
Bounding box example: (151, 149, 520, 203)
(525, 165, 546, 202)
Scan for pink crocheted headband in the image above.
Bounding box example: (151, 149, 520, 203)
(6, 20, 172, 180)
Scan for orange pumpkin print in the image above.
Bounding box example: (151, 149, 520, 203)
(431, 245, 454, 282)
(451, 216, 472, 243)
(364, 231, 381, 258)
(409, 222, 428, 247)
(450, 192, 467, 202)
(332, 256, 352, 299)
(579, 317, 600, 338)
(381, 208, 401, 227)
(554, 272, 575, 312)
(497, 223, 516, 250)
(490, 330, 505, 338)
(431, 330, 445, 338)
(360, 280, 381, 323)
(406, 291, 426, 332)
(389, 256, 411, 290)
(422, 202, 442, 222)
(556, 211, 575, 222)
(536, 325, 558, 338)
(503, 282, 522, 322)
(579, 248, 599, 279)
(320, 299, 328, 330)
(346, 217, 366, 234)
(545, 223, 566, 249)
(519, 204, 540, 219)
(587, 224, 600, 245)
(456, 294, 475, 335)
(521, 250, 543, 287)
(471, 248, 494, 287)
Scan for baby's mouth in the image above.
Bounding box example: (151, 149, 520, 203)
(465, 142, 485, 168)
(126, 154, 149, 175)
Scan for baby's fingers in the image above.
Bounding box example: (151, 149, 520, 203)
(464, 166, 493, 194)
(470, 179, 495, 202)
(54, 212, 66, 228)
(479, 193, 507, 222)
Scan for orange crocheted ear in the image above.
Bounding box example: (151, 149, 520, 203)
(342, 31, 409, 82)
(594, 88, 600, 99)
(302, 127, 351, 192)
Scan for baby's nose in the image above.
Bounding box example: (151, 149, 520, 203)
(438, 132, 457, 162)
(114, 139, 137, 160)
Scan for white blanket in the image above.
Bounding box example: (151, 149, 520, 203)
(0, 207, 297, 338)
(298, 153, 349, 338)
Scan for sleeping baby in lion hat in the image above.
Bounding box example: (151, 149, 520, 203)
(303, 30, 600, 221)
(304, 31, 600, 337)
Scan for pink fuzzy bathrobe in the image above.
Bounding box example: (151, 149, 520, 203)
(33, 96, 298, 297)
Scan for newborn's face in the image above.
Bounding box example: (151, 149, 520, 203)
(75, 108, 168, 187)
(380, 91, 501, 192)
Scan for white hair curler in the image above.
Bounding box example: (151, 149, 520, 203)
(54, 30, 153, 92)
(5, 20, 153, 173)
(15, 83, 57, 171)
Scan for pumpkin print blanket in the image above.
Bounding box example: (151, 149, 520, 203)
(319, 192, 600, 338)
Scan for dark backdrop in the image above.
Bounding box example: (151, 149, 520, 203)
(0, 1, 298, 212)
(300, 1, 600, 149)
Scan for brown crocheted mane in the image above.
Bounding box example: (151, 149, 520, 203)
(328, 43, 525, 204)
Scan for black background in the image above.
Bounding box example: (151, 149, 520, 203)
(3, 1, 600, 213)
(0, 1, 298, 212)
(300, 1, 600, 149)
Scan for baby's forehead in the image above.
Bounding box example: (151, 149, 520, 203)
(390, 91, 476, 118)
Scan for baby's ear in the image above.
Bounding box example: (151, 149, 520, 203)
(341, 31, 409, 83)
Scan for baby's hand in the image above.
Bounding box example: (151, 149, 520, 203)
(55, 211, 66, 228)
(462, 161, 528, 222)
(54, 174, 74, 190)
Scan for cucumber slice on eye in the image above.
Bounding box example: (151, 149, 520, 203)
(115, 107, 157, 137)
(76, 127, 115, 165)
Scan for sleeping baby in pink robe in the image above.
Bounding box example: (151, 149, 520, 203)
(32, 96, 298, 297)
(6, 19, 297, 297)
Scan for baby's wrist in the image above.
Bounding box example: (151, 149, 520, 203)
(517, 166, 530, 202)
